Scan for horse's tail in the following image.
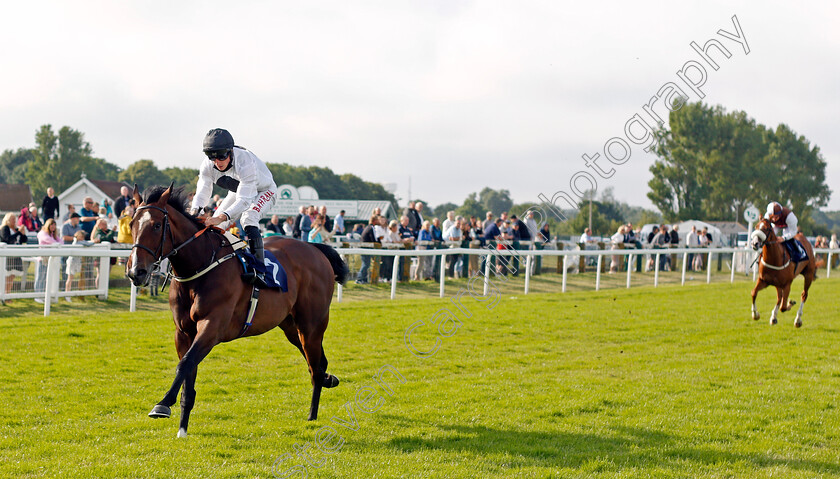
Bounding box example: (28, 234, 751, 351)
(311, 243, 349, 285)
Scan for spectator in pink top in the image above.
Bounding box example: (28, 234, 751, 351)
(34, 218, 62, 300)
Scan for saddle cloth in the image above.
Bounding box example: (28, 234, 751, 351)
(237, 248, 288, 292)
(784, 239, 808, 263)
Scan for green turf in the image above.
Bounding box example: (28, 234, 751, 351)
(1, 277, 839, 478)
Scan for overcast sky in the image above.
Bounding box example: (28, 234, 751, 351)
(2, 1, 838, 212)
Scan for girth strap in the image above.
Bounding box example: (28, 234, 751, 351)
(238, 287, 260, 338)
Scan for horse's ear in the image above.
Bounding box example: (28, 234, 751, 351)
(133, 184, 143, 205)
(159, 182, 175, 205)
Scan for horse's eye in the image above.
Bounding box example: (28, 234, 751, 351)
(153, 223, 162, 231)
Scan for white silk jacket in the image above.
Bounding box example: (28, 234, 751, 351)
(191, 147, 276, 219)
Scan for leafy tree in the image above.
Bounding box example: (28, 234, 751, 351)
(648, 102, 831, 226)
(434, 202, 459, 218)
(455, 193, 484, 219)
(567, 202, 616, 237)
(85, 157, 122, 182)
(0, 148, 35, 184)
(767, 124, 831, 232)
(26, 125, 95, 194)
(119, 159, 170, 191)
(478, 187, 513, 216)
(162, 167, 199, 191)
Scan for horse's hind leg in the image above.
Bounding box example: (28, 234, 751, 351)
(320, 343, 339, 389)
(298, 330, 326, 421)
(751, 279, 768, 320)
(780, 283, 793, 312)
(279, 319, 338, 389)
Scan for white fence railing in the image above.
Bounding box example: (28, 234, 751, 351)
(332, 245, 840, 301)
(0, 243, 133, 316)
(2, 243, 838, 314)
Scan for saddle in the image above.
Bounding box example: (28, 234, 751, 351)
(783, 239, 808, 264)
(236, 248, 288, 292)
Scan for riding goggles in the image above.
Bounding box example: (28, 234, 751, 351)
(206, 149, 231, 161)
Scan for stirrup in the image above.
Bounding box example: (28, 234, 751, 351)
(242, 269, 268, 288)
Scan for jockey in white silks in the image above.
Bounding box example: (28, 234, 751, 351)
(190, 128, 277, 287)
(765, 201, 806, 262)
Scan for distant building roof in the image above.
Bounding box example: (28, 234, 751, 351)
(356, 201, 394, 221)
(89, 179, 131, 200)
(0, 184, 33, 214)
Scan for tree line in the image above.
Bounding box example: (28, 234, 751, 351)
(0, 124, 397, 206)
(648, 102, 831, 232)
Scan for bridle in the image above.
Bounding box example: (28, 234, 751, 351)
(131, 204, 219, 276)
(751, 220, 790, 271)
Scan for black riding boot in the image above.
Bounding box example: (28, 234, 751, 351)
(244, 226, 268, 288)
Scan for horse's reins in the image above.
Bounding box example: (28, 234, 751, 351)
(131, 205, 233, 282)
(131, 203, 256, 338)
(754, 232, 791, 271)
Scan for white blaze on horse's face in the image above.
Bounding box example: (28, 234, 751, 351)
(128, 209, 154, 272)
(750, 230, 766, 251)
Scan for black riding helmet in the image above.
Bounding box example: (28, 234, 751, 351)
(203, 128, 234, 155)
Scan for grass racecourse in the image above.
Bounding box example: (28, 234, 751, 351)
(1, 275, 840, 478)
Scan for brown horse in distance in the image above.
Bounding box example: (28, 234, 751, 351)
(126, 184, 347, 437)
(749, 218, 816, 327)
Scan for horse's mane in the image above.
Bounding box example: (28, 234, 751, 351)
(142, 185, 205, 229)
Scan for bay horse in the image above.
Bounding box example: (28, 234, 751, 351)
(126, 184, 348, 437)
(749, 218, 816, 327)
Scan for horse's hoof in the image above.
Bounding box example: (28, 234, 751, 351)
(752, 313, 759, 321)
(177, 428, 188, 438)
(148, 404, 171, 418)
(795, 320, 802, 328)
(323, 374, 340, 388)
(770, 318, 778, 325)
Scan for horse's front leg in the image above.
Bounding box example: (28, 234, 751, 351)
(751, 279, 767, 320)
(769, 285, 783, 325)
(149, 322, 218, 433)
(172, 329, 198, 438)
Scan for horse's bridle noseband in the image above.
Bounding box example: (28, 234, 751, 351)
(131, 204, 216, 273)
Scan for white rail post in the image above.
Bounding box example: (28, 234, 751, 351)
(100, 246, 112, 300)
(439, 252, 446, 298)
(654, 253, 660, 287)
(626, 254, 632, 288)
(730, 251, 737, 283)
(524, 254, 532, 295)
(706, 251, 713, 284)
(681, 252, 688, 286)
(390, 251, 399, 300)
(827, 251, 832, 279)
(561, 254, 568, 293)
(0, 250, 6, 303)
(130, 283, 137, 312)
(44, 256, 59, 316)
(595, 253, 602, 291)
(483, 253, 491, 297)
